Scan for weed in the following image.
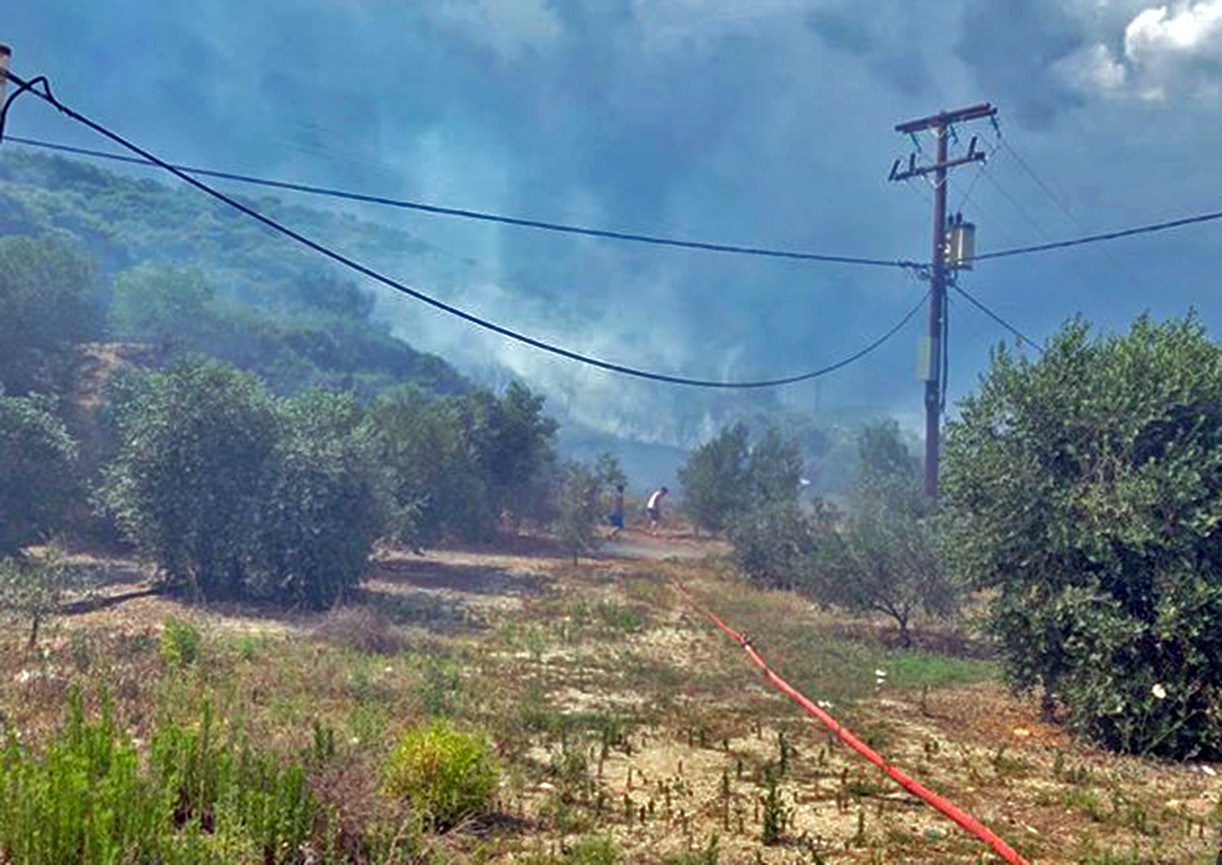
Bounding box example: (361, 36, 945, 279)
(382, 719, 499, 831)
(159, 616, 201, 668)
(760, 764, 787, 845)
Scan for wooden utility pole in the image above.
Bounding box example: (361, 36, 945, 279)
(889, 103, 996, 499)
(0, 45, 11, 100)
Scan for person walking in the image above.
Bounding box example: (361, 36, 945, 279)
(645, 486, 668, 535)
(606, 483, 626, 539)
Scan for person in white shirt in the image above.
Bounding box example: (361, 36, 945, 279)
(645, 486, 668, 534)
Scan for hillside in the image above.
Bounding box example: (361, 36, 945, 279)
(0, 148, 469, 396)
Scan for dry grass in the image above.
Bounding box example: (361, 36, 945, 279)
(1, 533, 1219, 863)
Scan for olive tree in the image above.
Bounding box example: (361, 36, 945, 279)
(943, 315, 1222, 758)
(805, 422, 956, 646)
(0, 394, 78, 555)
(100, 359, 279, 599)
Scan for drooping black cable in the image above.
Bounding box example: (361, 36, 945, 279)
(952, 284, 1042, 352)
(3, 135, 920, 270)
(0, 71, 928, 389)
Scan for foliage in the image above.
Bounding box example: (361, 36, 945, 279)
(728, 500, 823, 591)
(110, 264, 216, 349)
(101, 362, 382, 606)
(681, 424, 805, 534)
(745, 426, 804, 507)
(806, 422, 956, 646)
(942, 315, 1222, 758)
(250, 391, 382, 608)
(593, 452, 627, 491)
(362, 386, 493, 547)
(0, 548, 91, 649)
(100, 359, 279, 599)
(0, 689, 326, 864)
(159, 617, 202, 668)
(760, 764, 787, 845)
(0, 233, 99, 394)
(0, 394, 78, 555)
(470, 382, 561, 526)
(678, 424, 749, 533)
(556, 461, 604, 563)
(382, 720, 499, 831)
(362, 382, 561, 546)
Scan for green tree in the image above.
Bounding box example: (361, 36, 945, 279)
(0, 234, 98, 394)
(100, 359, 279, 599)
(249, 391, 382, 609)
(464, 382, 559, 527)
(806, 422, 955, 646)
(0, 394, 78, 555)
(942, 316, 1222, 757)
(746, 427, 804, 508)
(555, 461, 603, 564)
(110, 264, 216, 350)
(362, 386, 493, 546)
(679, 424, 750, 533)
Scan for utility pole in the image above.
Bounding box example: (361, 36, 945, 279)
(889, 103, 996, 499)
(0, 45, 10, 100)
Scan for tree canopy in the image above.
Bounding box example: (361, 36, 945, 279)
(943, 315, 1222, 757)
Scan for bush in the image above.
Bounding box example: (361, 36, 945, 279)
(159, 616, 202, 668)
(100, 359, 279, 599)
(0, 689, 325, 864)
(103, 367, 381, 607)
(382, 720, 498, 830)
(0, 234, 99, 395)
(728, 500, 822, 591)
(250, 392, 382, 609)
(678, 424, 749, 533)
(0, 394, 78, 555)
(943, 315, 1222, 757)
(555, 461, 603, 563)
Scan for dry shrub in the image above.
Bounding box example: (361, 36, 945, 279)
(312, 605, 406, 656)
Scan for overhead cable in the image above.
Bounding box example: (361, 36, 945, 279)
(0, 70, 926, 389)
(952, 284, 1042, 352)
(973, 208, 1222, 262)
(4, 135, 919, 270)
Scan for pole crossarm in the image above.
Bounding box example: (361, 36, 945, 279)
(889, 140, 987, 182)
(894, 103, 996, 135)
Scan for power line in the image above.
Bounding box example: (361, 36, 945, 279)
(972, 207, 1222, 263)
(0, 70, 928, 389)
(951, 283, 1042, 352)
(3, 135, 921, 270)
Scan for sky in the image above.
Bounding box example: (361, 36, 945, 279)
(4, 0, 1222, 447)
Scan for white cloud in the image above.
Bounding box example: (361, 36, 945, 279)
(1125, 1, 1222, 61)
(1054, 42, 1128, 93)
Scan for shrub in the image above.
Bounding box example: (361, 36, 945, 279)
(100, 360, 279, 600)
(679, 424, 750, 533)
(382, 720, 498, 830)
(555, 461, 603, 563)
(0, 394, 78, 555)
(159, 616, 202, 668)
(943, 315, 1222, 757)
(0, 234, 99, 395)
(728, 500, 822, 591)
(249, 392, 382, 609)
